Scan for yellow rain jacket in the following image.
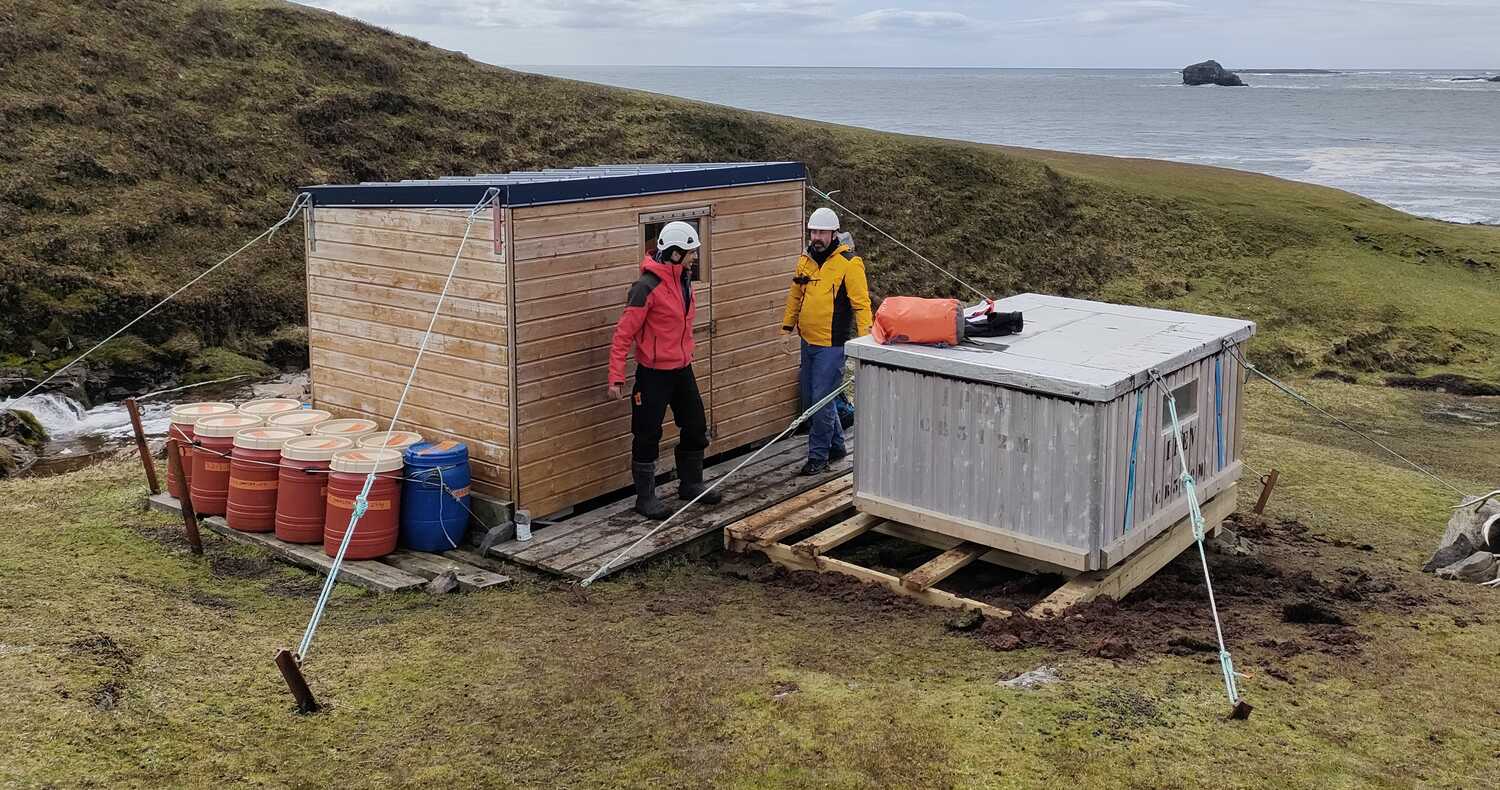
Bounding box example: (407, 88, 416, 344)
(781, 242, 873, 347)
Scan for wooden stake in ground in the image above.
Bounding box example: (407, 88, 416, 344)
(274, 649, 320, 714)
(125, 397, 160, 496)
(1253, 469, 1280, 515)
(164, 440, 203, 555)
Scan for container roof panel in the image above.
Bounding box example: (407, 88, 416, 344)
(301, 162, 805, 208)
(845, 293, 1256, 401)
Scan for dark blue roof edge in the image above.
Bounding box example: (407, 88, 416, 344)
(301, 162, 806, 208)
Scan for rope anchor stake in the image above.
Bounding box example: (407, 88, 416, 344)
(1151, 369, 1252, 720)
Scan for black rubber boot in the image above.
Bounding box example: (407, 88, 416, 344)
(676, 450, 723, 504)
(633, 462, 672, 520)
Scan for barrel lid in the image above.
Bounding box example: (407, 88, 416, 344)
(313, 418, 379, 438)
(170, 402, 236, 425)
(194, 414, 265, 437)
(238, 398, 305, 418)
(358, 431, 424, 450)
(267, 409, 333, 431)
(330, 448, 404, 474)
(281, 435, 355, 462)
(232, 426, 304, 450)
(405, 439, 469, 464)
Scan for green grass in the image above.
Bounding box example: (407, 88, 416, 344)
(1, 0, 1496, 395)
(3, 379, 1498, 788)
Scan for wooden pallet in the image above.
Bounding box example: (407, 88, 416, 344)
(725, 482, 1239, 619)
(483, 431, 854, 582)
(146, 493, 511, 594)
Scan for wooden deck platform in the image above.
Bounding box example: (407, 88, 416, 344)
(482, 432, 854, 582)
(725, 482, 1239, 618)
(146, 493, 511, 594)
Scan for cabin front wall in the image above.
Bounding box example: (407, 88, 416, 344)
(509, 180, 806, 517)
(303, 206, 512, 501)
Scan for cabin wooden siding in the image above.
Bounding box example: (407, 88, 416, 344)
(508, 180, 806, 516)
(304, 206, 512, 501)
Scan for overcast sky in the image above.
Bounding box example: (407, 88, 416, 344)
(299, 1, 1499, 69)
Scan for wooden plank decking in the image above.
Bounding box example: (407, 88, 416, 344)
(146, 493, 510, 594)
(483, 431, 853, 581)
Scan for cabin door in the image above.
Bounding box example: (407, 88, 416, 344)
(641, 207, 715, 444)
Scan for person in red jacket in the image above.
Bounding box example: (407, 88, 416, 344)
(607, 221, 722, 519)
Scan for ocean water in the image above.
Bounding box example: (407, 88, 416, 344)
(523, 67, 1500, 225)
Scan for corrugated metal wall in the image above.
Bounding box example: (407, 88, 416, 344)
(1098, 348, 1243, 548)
(854, 364, 1102, 554)
(854, 345, 1245, 565)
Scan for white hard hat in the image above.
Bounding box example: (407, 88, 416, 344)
(807, 207, 839, 231)
(656, 220, 701, 253)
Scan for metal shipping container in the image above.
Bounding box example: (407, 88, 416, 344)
(845, 293, 1256, 572)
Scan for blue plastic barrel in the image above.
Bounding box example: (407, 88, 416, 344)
(400, 440, 472, 551)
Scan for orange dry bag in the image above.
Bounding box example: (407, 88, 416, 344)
(871, 297, 963, 346)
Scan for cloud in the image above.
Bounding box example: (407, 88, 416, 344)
(300, 0, 840, 31)
(996, 0, 1199, 31)
(1074, 1, 1195, 25)
(851, 8, 984, 34)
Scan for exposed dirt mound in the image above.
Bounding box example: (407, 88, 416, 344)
(1388, 374, 1500, 397)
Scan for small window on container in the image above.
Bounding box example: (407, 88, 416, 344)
(1161, 380, 1198, 430)
(642, 215, 708, 283)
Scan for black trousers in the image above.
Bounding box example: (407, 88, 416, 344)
(631, 365, 710, 463)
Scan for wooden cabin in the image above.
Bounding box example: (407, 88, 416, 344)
(846, 294, 1255, 572)
(300, 163, 808, 517)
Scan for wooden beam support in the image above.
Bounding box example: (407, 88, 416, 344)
(1028, 484, 1238, 619)
(724, 474, 852, 550)
(791, 513, 882, 558)
(900, 542, 986, 592)
(125, 397, 160, 496)
(753, 540, 1011, 619)
(164, 442, 203, 555)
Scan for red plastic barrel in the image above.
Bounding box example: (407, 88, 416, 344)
(226, 427, 303, 533)
(166, 402, 235, 500)
(324, 448, 404, 559)
(267, 409, 332, 435)
(190, 414, 264, 516)
(275, 435, 354, 544)
(313, 418, 378, 443)
(357, 430, 424, 453)
(238, 398, 304, 420)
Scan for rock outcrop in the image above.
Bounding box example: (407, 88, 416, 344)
(1182, 60, 1247, 87)
(0, 408, 49, 478)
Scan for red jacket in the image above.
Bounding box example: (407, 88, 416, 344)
(608, 255, 696, 385)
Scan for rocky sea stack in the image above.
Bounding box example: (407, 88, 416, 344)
(1182, 60, 1247, 86)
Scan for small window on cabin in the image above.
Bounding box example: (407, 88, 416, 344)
(641, 207, 711, 283)
(1161, 380, 1198, 430)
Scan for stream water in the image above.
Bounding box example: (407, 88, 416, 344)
(0, 373, 309, 476)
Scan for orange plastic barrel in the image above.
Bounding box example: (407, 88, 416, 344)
(313, 418, 379, 444)
(267, 409, 332, 434)
(238, 398, 304, 420)
(226, 427, 303, 533)
(275, 435, 354, 544)
(166, 402, 235, 500)
(190, 414, 264, 516)
(357, 431, 424, 453)
(324, 448, 404, 559)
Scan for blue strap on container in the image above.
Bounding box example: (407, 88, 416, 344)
(1121, 387, 1145, 533)
(1215, 355, 1225, 470)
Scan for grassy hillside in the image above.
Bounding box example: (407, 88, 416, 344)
(3, 0, 1497, 397)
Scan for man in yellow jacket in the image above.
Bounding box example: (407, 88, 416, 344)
(782, 207, 873, 475)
